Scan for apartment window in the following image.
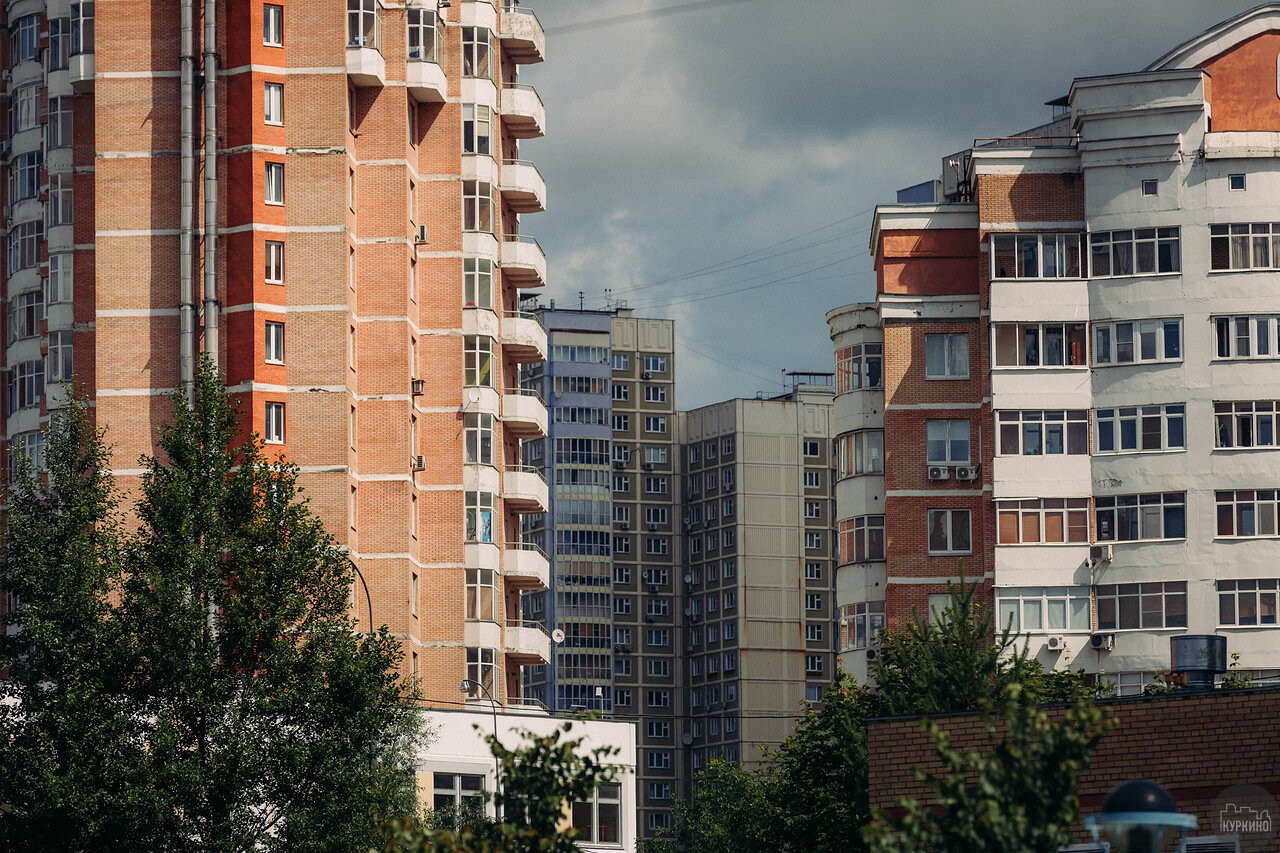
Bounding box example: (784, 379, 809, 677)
(926, 419, 970, 464)
(8, 431, 45, 479)
(462, 181, 493, 232)
(607, 414, 628, 433)
(432, 772, 485, 815)
(48, 254, 73, 304)
(7, 221, 42, 275)
(989, 232, 1083, 279)
(10, 152, 42, 203)
(646, 597, 669, 618)
(465, 568, 496, 621)
(462, 27, 492, 78)
(1218, 579, 1278, 626)
(463, 104, 492, 156)
(263, 240, 285, 284)
(48, 18, 70, 70)
(263, 4, 284, 45)
(805, 500, 822, 519)
(1094, 318, 1182, 365)
(613, 536, 630, 555)
(1229, 173, 1247, 191)
(804, 531, 822, 550)
(612, 353, 628, 371)
(997, 410, 1088, 456)
(646, 659, 670, 678)
(992, 322, 1087, 367)
(1096, 404, 1185, 454)
(70, 3, 95, 55)
(924, 333, 969, 378)
(9, 85, 39, 133)
(264, 82, 284, 125)
(840, 515, 885, 563)
(704, 471, 718, 492)
(644, 385, 667, 403)
(648, 779, 672, 799)
(572, 784, 621, 846)
(803, 439, 820, 458)
(1214, 315, 1280, 360)
(1211, 223, 1280, 270)
(47, 331, 73, 384)
(264, 321, 285, 364)
(406, 7, 438, 61)
(612, 596, 631, 616)
(465, 647, 496, 696)
(347, 0, 380, 48)
(1215, 401, 1280, 449)
(1216, 490, 1280, 537)
(1141, 179, 1158, 196)
(47, 174, 74, 228)
(996, 499, 1089, 545)
(805, 592, 823, 612)
(11, 14, 39, 62)
(804, 470, 821, 488)
(805, 654, 824, 675)
(996, 587, 1091, 632)
(723, 620, 737, 641)
(705, 441, 717, 460)
(835, 342, 883, 393)
(1095, 493, 1186, 541)
(612, 505, 630, 527)
(643, 355, 667, 373)
(722, 528, 735, 549)
(806, 623, 823, 642)
(463, 335, 493, 387)
(7, 291, 43, 344)
(722, 468, 735, 490)
(264, 401, 285, 444)
(1090, 227, 1180, 276)
(47, 98, 74, 149)
(464, 491, 494, 542)
(647, 691, 671, 710)
(645, 537, 669, 556)
(612, 474, 629, 493)
(264, 162, 284, 204)
(804, 561, 822, 581)
(611, 383, 629, 401)
(615, 689, 632, 707)
(464, 413, 494, 465)
(645, 476, 667, 494)
(1096, 581, 1187, 630)
(646, 628, 669, 647)
(644, 416, 667, 434)
(835, 429, 883, 477)
(644, 446, 668, 465)
(849, 601, 886, 650)
(927, 509, 971, 554)
(644, 506, 668, 527)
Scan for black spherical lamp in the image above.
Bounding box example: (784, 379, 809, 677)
(1084, 779, 1196, 853)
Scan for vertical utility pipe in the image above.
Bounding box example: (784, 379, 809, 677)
(201, 0, 219, 360)
(179, 0, 196, 401)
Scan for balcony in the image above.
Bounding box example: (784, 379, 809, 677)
(501, 310, 546, 363)
(503, 464, 548, 513)
(346, 13, 385, 87)
(69, 52, 94, 93)
(502, 387, 547, 437)
(505, 619, 551, 664)
(406, 58, 446, 102)
(499, 3, 545, 64)
(501, 84, 546, 139)
(503, 541, 549, 590)
(500, 235, 546, 288)
(500, 160, 546, 214)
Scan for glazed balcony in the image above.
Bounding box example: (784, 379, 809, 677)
(505, 619, 551, 664)
(503, 541, 549, 590)
(498, 2, 545, 64)
(503, 464, 548, 513)
(502, 387, 548, 438)
(346, 2, 385, 87)
(501, 310, 547, 363)
(500, 235, 546, 288)
(406, 58, 446, 102)
(501, 84, 546, 139)
(500, 160, 546, 214)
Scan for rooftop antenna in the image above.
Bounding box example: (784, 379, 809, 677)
(579, 290, 585, 311)
(604, 288, 613, 310)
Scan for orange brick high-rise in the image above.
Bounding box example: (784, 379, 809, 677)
(1, 0, 571, 738)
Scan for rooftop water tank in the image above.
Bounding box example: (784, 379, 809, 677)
(1170, 634, 1227, 689)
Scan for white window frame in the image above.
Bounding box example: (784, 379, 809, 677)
(992, 322, 1088, 368)
(925, 418, 970, 464)
(1095, 404, 1186, 454)
(996, 586, 1091, 633)
(644, 415, 667, 434)
(1215, 490, 1280, 538)
(1218, 579, 1279, 626)
(264, 81, 284, 125)
(1213, 314, 1280, 360)
(264, 162, 284, 205)
(1093, 318, 1182, 365)
(989, 232, 1083, 279)
(996, 499, 1090, 545)
(1095, 581, 1187, 630)
(1090, 227, 1181, 276)
(644, 385, 667, 403)
(924, 333, 969, 379)
(927, 508, 972, 555)
(263, 4, 284, 46)
(264, 320, 285, 365)
(264, 401, 285, 444)
(1095, 493, 1186, 542)
(996, 409, 1089, 456)
(1211, 223, 1280, 271)
(48, 254, 74, 304)
(1215, 401, 1280, 449)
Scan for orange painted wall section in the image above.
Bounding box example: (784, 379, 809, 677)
(875, 229, 979, 296)
(1202, 31, 1280, 131)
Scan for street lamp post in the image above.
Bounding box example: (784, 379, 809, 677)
(1084, 779, 1196, 853)
(460, 678, 502, 819)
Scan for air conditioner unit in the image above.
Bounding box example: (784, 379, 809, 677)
(1046, 636, 1066, 651)
(414, 224, 429, 244)
(648, 524, 657, 532)
(927, 465, 951, 481)
(643, 462, 653, 471)
(1089, 633, 1114, 652)
(641, 371, 651, 379)
(613, 459, 625, 469)
(954, 465, 980, 481)
(410, 455, 425, 471)
(411, 378, 425, 395)
(1089, 544, 1113, 564)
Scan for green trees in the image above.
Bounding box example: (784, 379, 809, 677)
(0, 363, 419, 852)
(656, 579, 1110, 853)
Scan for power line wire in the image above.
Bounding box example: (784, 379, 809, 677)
(544, 0, 765, 36)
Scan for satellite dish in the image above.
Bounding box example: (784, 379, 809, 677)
(551, 628, 565, 644)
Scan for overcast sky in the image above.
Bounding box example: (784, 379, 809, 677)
(518, 1, 1262, 408)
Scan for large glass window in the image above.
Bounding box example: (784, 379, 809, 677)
(11, 14, 40, 62)
(1215, 401, 1280, 449)
(47, 98, 74, 149)
(925, 419, 970, 464)
(993, 322, 1087, 367)
(1216, 490, 1280, 538)
(839, 515, 885, 563)
(465, 568, 496, 621)
(48, 18, 71, 70)
(462, 181, 493, 232)
(7, 221, 43, 274)
(264, 162, 284, 204)
(47, 174, 74, 228)
(1093, 318, 1182, 365)
(996, 587, 1091, 632)
(996, 499, 1089, 544)
(1095, 493, 1185, 541)
(1213, 315, 1280, 360)
(433, 773, 485, 817)
(1090, 227, 1180, 276)
(347, 0, 380, 48)
(924, 333, 968, 378)
(463, 104, 492, 156)
(10, 152, 43, 204)
(1096, 582, 1187, 630)
(7, 290, 43, 344)
(463, 335, 493, 387)
(407, 8, 438, 61)
(927, 509, 971, 554)
(1095, 404, 1185, 454)
(47, 331, 73, 384)
(1218, 580, 1279, 626)
(465, 491, 494, 542)
(834, 430, 883, 477)
(464, 412, 494, 465)
(990, 233, 1083, 279)
(1210, 223, 1280, 271)
(996, 410, 1088, 456)
(9, 85, 40, 133)
(464, 647, 495, 696)
(462, 27, 491, 78)
(70, 3, 95, 55)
